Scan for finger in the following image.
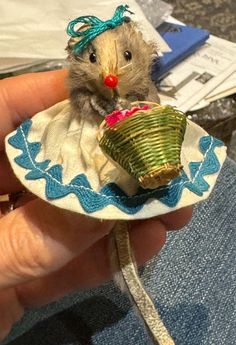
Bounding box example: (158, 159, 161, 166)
(0, 194, 10, 217)
(0, 192, 36, 219)
(13, 192, 36, 209)
(15, 218, 166, 307)
(0, 69, 68, 150)
(0, 152, 23, 194)
(0, 199, 114, 289)
(158, 206, 193, 230)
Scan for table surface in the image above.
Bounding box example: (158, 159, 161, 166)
(167, 0, 236, 42)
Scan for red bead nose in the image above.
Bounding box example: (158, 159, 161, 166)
(104, 74, 118, 88)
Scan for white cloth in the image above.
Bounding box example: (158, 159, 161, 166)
(5, 100, 227, 220)
(0, 0, 169, 61)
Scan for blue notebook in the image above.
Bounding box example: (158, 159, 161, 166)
(152, 22, 209, 80)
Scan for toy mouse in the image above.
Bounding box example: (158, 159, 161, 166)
(5, 5, 226, 345)
(66, 16, 160, 118)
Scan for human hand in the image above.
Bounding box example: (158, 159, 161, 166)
(0, 70, 192, 340)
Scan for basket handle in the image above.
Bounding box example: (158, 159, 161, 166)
(131, 101, 162, 108)
(97, 119, 108, 142)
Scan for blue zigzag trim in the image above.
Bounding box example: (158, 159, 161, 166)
(8, 119, 224, 214)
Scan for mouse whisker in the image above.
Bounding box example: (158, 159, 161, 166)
(120, 62, 132, 70)
(118, 62, 133, 76)
(114, 40, 119, 74)
(119, 62, 132, 71)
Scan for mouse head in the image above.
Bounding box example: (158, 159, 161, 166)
(66, 6, 158, 108)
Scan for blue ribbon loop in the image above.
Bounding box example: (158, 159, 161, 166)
(67, 5, 133, 54)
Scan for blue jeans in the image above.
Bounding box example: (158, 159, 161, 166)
(2, 158, 236, 345)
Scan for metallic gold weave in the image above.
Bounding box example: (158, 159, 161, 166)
(99, 105, 187, 189)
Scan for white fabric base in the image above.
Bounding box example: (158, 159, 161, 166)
(5, 100, 227, 220)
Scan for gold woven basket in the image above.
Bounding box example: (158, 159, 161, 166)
(98, 104, 187, 189)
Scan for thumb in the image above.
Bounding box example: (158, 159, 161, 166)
(0, 199, 114, 289)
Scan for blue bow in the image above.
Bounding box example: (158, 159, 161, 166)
(67, 5, 133, 54)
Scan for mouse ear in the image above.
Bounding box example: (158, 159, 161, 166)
(66, 24, 91, 57)
(126, 22, 159, 65)
(66, 36, 80, 55)
(138, 30, 159, 65)
(146, 40, 159, 68)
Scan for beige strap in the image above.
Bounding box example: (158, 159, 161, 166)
(112, 221, 175, 345)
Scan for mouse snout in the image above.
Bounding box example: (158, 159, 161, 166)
(103, 74, 118, 89)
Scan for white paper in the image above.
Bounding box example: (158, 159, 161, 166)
(158, 35, 236, 112)
(0, 0, 170, 65)
(190, 71, 236, 110)
(205, 71, 236, 102)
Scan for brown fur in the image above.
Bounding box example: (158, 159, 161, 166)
(66, 22, 159, 116)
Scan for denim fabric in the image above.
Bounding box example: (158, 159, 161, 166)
(2, 158, 236, 345)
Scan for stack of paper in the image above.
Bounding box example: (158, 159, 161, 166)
(156, 18, 236, 112)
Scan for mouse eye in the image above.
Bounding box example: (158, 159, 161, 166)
(124, 50, 132, 61)
(89, 52, 97, 63)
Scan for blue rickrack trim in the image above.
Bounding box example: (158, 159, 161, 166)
(8, 119, 224, 214)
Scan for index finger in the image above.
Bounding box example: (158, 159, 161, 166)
(0, 69, 68, 151)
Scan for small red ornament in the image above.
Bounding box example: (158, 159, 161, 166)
(104, 74, 118, 88)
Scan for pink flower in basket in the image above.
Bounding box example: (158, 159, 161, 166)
(105, 105, 150, 127)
